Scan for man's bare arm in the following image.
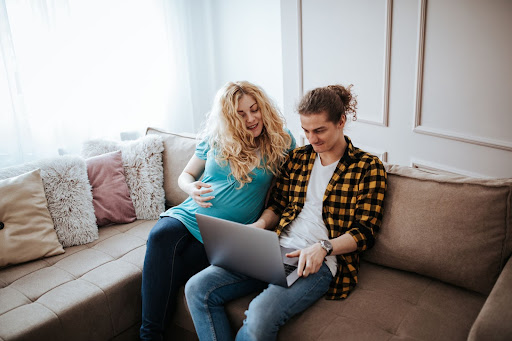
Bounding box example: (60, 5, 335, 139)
(249, 209, 280, 230)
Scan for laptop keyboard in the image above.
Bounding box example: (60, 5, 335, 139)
(284, 263, 297, 276)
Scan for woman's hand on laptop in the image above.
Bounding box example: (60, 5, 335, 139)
(286, 243, 326, 277)
(246, 220, 266, 229)
(246, 210, 280, 230)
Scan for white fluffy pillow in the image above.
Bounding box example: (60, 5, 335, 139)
(82, 135, 165, 219)
(0, 156, 98, 247)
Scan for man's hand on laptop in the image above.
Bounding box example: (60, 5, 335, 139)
(286, 243, 326, 277)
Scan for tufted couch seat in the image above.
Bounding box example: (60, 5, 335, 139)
(0, 220, 156, 341)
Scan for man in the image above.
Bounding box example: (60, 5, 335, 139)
(185, 84, 387, 341)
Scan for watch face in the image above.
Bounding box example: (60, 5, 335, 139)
(321, 240, 332, 254)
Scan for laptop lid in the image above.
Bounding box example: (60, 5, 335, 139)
(196, 213, 299, 287)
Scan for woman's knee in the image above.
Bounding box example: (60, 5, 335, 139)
(147, 218, 184, 247)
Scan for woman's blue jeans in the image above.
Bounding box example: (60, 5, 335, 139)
(140, 217, 209, 341)
(185, 263, 333, 341)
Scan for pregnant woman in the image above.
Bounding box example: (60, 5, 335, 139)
(140, 80, 296, 340)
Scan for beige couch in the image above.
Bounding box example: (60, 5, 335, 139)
(1, 127, 511, 341)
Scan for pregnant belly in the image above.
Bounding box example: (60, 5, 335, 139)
(197, 188, 264, 224)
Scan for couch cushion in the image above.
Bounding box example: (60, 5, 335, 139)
(0, 156, 98, 247)
(38, 279, 114, 340)
(0, 303, 63, 341)
(81, 259, 142, 335)
(363, 164, 512, 295)
(175, 261, 486, 341)
(0, 219, 156, 341)
(0, 169, 64, 267)
(468, 256, 512, 341)
(82, 135, 165, 220)
(86, 151, 137, 227)
(146, 127, 198, 208)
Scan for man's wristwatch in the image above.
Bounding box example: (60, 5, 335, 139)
(319, 240, 333, 256)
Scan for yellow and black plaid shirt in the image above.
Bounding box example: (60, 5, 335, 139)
(267, 136, 387, 300)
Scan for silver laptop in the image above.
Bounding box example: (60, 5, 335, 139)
(196, 213, 300, 287)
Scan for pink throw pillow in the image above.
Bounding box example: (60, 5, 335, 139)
(86, 151, 137, 227)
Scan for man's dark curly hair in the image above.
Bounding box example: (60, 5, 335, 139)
(297, 84, 358, 123)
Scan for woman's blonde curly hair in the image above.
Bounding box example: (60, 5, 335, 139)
(199, 81, 292, 188)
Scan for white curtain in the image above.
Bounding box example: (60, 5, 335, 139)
(0, 0, 215, 168)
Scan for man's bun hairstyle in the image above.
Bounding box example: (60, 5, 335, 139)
(298, 84, 358, 123)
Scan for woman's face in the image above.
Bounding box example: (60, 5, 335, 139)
(237, 94, 263, 138)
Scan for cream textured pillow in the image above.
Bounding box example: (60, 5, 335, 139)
(82, 134, 165, 219)
(0, 156, 98, 247)
(0, 169, 65, 267)
(146, 127, 197, 207)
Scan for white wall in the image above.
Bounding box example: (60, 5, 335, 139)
(207, 0, 284, 115)
(281, 0, 512, 178)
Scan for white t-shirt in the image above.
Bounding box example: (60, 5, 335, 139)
(279, 156, 338, 276)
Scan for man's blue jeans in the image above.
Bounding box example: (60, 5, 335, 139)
(185, 263, 333, 341)
(140, 217, 209, 341)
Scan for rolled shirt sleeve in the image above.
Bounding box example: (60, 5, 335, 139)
(347, 158, 387, 251)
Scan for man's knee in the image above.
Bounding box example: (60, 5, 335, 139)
(241, 307, 281, 340)
(185, 267, 232, 307)
(185, 268, 217, 305)
(184, 272, 202, 300)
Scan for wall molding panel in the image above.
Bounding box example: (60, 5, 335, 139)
(300, 0, 392, 127)
(283, 0, 512, 177)
(297, 0, 304, 97)
(360, 146, 388, 163)
(411, 159, 489, 178)
(356, 0, 392, 127)
(414, 126, 512, 152)
(412, 0, 512, 152)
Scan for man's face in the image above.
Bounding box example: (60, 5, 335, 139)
(300, 111, 345, 154)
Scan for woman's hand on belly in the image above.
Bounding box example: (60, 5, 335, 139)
(185, 181, 215, 208)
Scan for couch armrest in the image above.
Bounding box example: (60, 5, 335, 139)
(468, 256, 512, 340)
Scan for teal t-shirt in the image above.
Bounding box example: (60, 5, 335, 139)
(161, 129, 296, 243)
